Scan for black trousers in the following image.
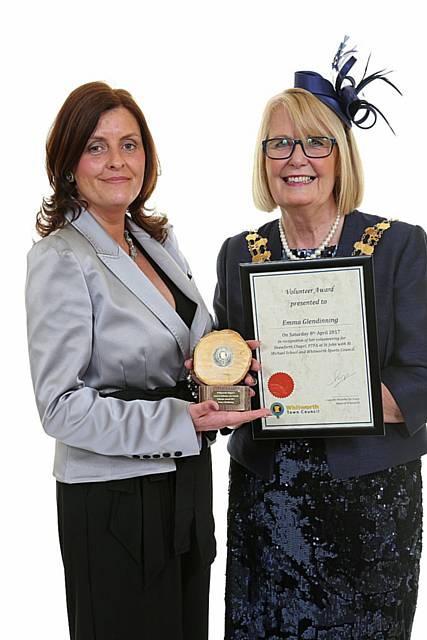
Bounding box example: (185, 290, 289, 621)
(57, 445, 215, 640)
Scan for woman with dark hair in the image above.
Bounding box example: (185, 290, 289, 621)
(37, 82, 163, 240)
(215, 43, 427, 638)
(26, 81, 269, 640)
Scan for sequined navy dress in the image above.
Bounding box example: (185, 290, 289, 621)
(220, 239, 424, 640)
(226, 441, 422, 640)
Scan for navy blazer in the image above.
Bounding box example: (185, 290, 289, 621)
(214, 211, 427, 479)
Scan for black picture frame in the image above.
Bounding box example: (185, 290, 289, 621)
(240, 256, 384, 439)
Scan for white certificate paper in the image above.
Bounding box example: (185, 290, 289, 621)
(242, 258, 384, 438)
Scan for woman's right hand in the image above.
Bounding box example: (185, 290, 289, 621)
(189, 400, 271, 432)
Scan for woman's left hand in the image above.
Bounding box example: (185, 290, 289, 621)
(381, 383, 404, 423)
(189, 400, 271, 432)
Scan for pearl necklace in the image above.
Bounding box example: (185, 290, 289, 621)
(278, 211, 341, 261)
(124, 229, 138, 261)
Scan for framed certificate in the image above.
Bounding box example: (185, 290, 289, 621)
(240, 256, 384, 439)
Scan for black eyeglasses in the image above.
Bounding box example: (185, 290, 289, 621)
(262, 136, 337, 159)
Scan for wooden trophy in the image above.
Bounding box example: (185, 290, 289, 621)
(193, 330, 252, 410)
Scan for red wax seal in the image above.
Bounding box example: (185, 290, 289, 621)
(268, 372, 294, 398)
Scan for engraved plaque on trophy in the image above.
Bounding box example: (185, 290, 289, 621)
(194, 329, 252, 411)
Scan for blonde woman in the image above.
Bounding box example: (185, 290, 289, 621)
(215, 46, 427, 638)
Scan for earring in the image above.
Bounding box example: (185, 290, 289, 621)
(65, 170, 75, 183)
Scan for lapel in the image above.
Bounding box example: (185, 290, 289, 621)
(68, 210, 206, 358)
(127, 219, 210, 353)
(266, 220, 283, 261)
(335, 212, 359, 257)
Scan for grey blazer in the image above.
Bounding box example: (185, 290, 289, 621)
(26, 210, 213, 483)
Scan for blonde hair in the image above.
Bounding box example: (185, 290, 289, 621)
(253, 88, 364, 215)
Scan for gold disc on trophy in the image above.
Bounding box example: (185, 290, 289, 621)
(193, 329, 252, 385)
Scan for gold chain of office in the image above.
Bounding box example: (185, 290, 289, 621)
(245, 219, 394, 263)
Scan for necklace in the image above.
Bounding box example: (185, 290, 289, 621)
(278, 211, 341, 261)
(124, 229, 138, 261)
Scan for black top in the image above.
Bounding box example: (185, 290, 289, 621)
(132, 236, 197, 329)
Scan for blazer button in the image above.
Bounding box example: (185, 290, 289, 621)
(174, 451, 183, 457)
(163, 453, 171, 458)
(142, 454, 151, 459)
(152, 454, 161, 459)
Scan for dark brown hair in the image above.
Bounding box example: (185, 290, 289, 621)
(37, 81, 168, 241)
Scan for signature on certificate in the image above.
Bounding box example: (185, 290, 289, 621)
(327, 370, 356, 388)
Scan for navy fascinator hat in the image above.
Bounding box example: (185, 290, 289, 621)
(294, 36, 402, 133)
